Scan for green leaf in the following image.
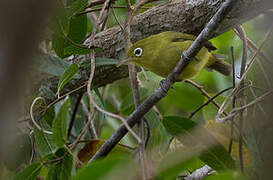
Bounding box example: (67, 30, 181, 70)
(46, 148, 73, 180)
(73, 154, 133, 180)
(120, 88, 150, 115)
(203, 170, 243, 180)
(46, 165, 57, 180)
(55, 149, 73, 180)
(36, 53, 70, 77)
(145, 110, 168, 150)
(52, 14, 88, 58)
(43, 106, 56, 127)
(64, 45, 90, 55)
(50, 2, 70, 36)
(67, 0, 88, 18)
(34, 123, 57, 157)
(52, 34, 68, 58)
(39, 86, 56, 102)
(68, 15, 87, 42)
(160, 83, 204, 113)
(57, 63, 79, 97)
(156, 149, 200, 179)
(52, 98, 70, 147)
(14, 162, 43, 180)
(163, 116, 236, 171)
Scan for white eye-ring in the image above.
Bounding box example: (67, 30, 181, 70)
(133, 47, 143, 57)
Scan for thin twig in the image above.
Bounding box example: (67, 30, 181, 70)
(141, 68, 150, 81)
(81, 100, 98, 139)
(235, 25, 248, 174)
(70, 109, 96, 149)
(189, 86, 233, 119)
(30, 97, 53, 135)
(185, 80, 229, 117)
(143, 118, 151, 148)
(123, 0, 148, 178)
(228, 46, 236, 154)
(61, 34, 91, 49)
(234, 28, 272, 87)
(249, 86, 267, 117)
(29, 131, 35, 164)
(217, 91, 272, 122)
(80, 5, 151, 16)
(85, 0, 141, 142)
(87, 48, 141, 142)
(86, 0, 109, 8)
(152, 106, 163, 121)
(234, 28, 273, 65)
(65, 145, 85, 167)
(47, 83, 87, 109)
(217, 24, 273, 121)
(68, 93, 83, 138)
(111, 5, 124, 31)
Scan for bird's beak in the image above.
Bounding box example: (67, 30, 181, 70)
(116, 58, 130, 67)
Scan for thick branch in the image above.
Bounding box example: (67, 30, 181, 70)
(41, 0, 272, 103)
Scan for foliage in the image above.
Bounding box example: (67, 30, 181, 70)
(7, 0, 271, 179)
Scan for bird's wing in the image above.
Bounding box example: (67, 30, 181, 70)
(170, 32, 217, 51)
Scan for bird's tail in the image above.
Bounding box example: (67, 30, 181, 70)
(207, 54, 232, 76)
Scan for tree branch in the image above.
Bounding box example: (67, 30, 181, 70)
(39, 0, 273, 104)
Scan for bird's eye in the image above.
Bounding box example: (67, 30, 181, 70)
(133, 47, 143, 57)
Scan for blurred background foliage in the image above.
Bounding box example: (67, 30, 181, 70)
(1, 0, 273, 179)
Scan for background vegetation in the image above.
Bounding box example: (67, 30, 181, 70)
(0, 0, 273, 179)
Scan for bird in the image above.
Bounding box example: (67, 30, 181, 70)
(124, 31, 231, 80)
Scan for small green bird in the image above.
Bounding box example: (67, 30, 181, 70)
(125, 31, 231, 80)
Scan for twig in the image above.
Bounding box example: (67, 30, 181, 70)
(143, 118, 151, 148)
(123, 0, 149, 178)
(79, 5, 150, 15)
(236, 25, 248, 173)
(189, 86, 233, 119)
(216, 24, 273, 121)
(88, 82, 142, 143)
(85, 0, 141, 142)
(185, 79, 229, 117)
(47, 83, 87, 109)
(88, 0, 237, 162)
(86, 0, 108, 8)
(99, 6, 111, 31)
(217, 91, 272, 122)
(234, 28, 272, 87)
(185, 165, 214, 180)
(81, 100, 98, 139)
(70, 109, 96, 149)
(61, 34, 91, 49)
(165, 136, 174, 153)
(111, 5, 124, 31)
(29, 131, 35, 164)
(65, 145, 85, 167)
(234, 29, 272, 65)
(30, 97, 53, 135)
(249, 86, 267, 117)
(68, 93, 83, 138)
(141, 68, 150, 81)
(228, 46, 236, 154)
(152, 106, 163, 121)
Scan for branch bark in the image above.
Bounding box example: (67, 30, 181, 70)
(40, 0, 273, 103)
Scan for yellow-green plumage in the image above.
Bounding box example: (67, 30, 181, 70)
(127, 31, 231, 80)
